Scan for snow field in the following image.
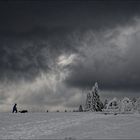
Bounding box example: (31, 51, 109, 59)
(0, 112, 140, 139)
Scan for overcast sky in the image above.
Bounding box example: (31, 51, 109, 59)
(0, 0, 140, 112)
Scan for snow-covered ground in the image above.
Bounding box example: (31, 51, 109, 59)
(0, 112, 140, 139)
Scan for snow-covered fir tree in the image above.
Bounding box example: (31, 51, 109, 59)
(91, 82, 103, 111)
(85, 92, 92, 111)
(85, 82, 103, 112)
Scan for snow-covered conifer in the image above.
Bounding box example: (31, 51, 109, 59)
(85, 82, 103, 111)
(85, 92, 92, 111)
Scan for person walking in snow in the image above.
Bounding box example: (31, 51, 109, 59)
(12, 103, 17, 113)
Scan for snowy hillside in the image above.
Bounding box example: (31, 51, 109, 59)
(0, 112, 140, 139)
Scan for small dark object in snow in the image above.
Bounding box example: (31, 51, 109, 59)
(114, 113, 117, 115)
(19, 110, 28, 113)
(12, 103, 17, 113)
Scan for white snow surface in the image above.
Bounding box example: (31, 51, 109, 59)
(0, 112, 140, 139)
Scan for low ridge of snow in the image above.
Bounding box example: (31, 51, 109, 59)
(0, 112, 140, 139)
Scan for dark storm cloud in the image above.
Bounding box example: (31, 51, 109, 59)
(0, 25, 78, 82)
(0, 1, 139, 82)
(0, 39, 49, 81)
(65, 23, 140, 91)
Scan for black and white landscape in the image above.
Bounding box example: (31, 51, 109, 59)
(1, 0, 140, 139)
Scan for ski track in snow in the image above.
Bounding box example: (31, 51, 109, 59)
(0, 112, 140, 139)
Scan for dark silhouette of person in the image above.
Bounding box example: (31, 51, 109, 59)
(12, 103, 17, 113)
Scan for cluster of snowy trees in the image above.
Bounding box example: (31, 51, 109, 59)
(103, 97, 140, 114)
(84, 82, 140, 114)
